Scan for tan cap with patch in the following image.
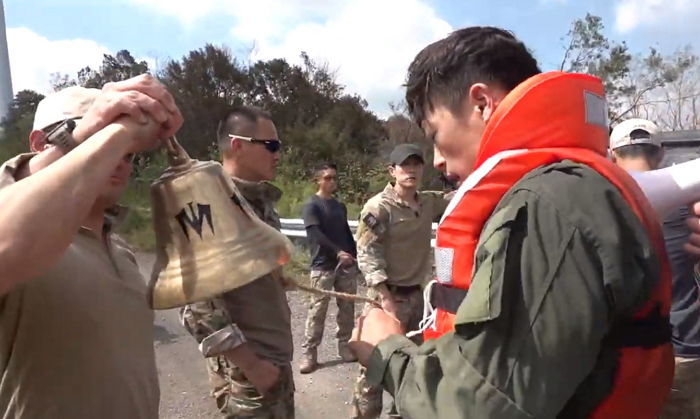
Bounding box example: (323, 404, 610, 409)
(32, 86, 101, 132)
(609, 118, 661, 150)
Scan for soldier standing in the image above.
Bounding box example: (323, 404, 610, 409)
(181, 106, 294, 418)
(351, 144, 448, 418)
(299, 163, 359, 373)
(0, 75, 182, 418)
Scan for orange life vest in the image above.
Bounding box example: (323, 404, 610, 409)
(426, 72, 673, 417)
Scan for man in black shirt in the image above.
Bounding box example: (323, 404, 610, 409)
(299, 163, 359, 374)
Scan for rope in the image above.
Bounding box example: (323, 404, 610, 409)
(272, 270, 380, 307)
(290, 278, 380, 307)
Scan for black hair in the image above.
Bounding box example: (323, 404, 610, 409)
(313, 162, 338, 180)
(613, 143, 663, 161)
(405, 26, 541, 125)
(216, 105, 272, 150)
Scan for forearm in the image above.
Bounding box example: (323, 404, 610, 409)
(0, 122, 134, 293)
(307, 225, 342, 254)
(357, 246, 388, 286)
(224, 342, 264, 373)
(367, 334, 533, 418)
(15, 147, 64, 179)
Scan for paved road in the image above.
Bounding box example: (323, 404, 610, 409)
(139, 253, 371, 419)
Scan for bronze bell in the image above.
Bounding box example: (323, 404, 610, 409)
(148, 137, 293, 309)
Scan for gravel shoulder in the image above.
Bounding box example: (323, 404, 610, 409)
(139, 253, 371, 419)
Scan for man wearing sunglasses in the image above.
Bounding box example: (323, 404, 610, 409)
(181, 106, 294, 418)
(0, 75, 183, 418)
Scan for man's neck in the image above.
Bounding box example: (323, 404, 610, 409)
(223, 160, 259, 183)
(393, 183, 418, 204)
(316, 190, 333, 200)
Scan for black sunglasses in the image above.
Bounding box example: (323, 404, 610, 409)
(228, 134, 282, 153)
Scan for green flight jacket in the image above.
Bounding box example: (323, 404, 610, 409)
(367, 161, 662, 418)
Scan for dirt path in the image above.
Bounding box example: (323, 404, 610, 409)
(139, 253, 371, 419)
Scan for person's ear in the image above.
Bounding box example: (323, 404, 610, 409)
(468, 83, 502, 122)
(29, 130, 50, 152)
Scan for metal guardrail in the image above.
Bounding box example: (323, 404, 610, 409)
(280, 218, 438, 247)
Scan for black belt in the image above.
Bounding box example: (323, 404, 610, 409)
(430, 283, 467, 314)
(606, 304, 671, 349)
(386, 284, 422, 295)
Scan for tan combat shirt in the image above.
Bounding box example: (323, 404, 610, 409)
(356, 183, 448, 287)
(181, 178, 293, 365)
(0, 154, 159, 419)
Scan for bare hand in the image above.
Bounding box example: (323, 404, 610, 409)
(245, 359, 281, 396)
(113, 116, 162, 154)
(684, 202, 700, 257)
(337, 251, 355, 267)
(380, 295, 400, 317)
(73, 74, 183, 143)
(350, 308, 404, 366)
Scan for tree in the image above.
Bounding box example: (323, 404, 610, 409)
(77, 50, 150, 88)
(560, 14, 634, 122)
(559, 14, 697, 127)
(158, 44, 249, 158)
(0, 89, 45, 161)
(3, 90, 44, 125)
(50, 50, 150, 91)
(634, 46, 700, 130)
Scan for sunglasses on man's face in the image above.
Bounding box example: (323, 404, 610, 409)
(228, 134, 282, 153)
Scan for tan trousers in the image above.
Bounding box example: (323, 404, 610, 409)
(660, 356, 700, 419)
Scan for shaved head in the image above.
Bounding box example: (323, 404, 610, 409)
(216, 106, 272, 152)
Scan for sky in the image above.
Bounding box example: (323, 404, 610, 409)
(3, 0, 699, 117)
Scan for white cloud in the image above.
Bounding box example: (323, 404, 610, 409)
(615, 0, 700, 33)
(248, 0, 452, 116)
(128, 0, 338, 36)
(6, 27, 109, 94)
(129, 0, 453, 116)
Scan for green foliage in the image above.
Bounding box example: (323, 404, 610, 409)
(0, 89, 43, 161)
(52, 50, 151, 90)
(560, 13, 634, 121)
(560, 14, 700, 128)
(114, 152, 168, 251)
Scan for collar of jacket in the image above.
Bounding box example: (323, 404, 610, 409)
(231, 176, 282, 205)
(474, 71, 609, 171)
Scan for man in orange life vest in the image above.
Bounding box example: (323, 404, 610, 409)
(349, 26, 673, 418)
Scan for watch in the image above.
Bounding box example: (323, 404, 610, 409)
(45, 118, 79, 152)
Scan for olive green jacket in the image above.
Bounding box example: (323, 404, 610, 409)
(367, 161, 662, 419)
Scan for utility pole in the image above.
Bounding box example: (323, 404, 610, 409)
(0, 0, 13, 122)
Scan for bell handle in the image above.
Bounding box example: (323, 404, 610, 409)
(165, 136, 191, 167)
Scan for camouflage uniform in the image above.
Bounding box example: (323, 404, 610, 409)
(351, 183, 448, 419)
(181, 178, 294, 419)
(301, 266, 359, 356)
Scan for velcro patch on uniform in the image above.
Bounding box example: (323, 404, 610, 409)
(363, 213, 382, 233)
(584, 90, 608, 129)
(435, 246, 454, 284)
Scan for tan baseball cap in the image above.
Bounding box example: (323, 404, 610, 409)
(609, 118, 661, 150)
(32, 86, 101, 131)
